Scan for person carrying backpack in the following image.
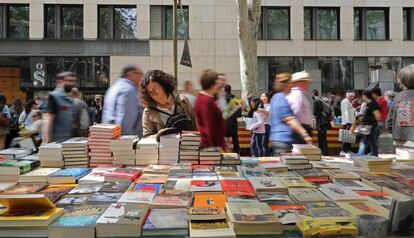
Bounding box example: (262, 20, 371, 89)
(312, 89, 332, 156)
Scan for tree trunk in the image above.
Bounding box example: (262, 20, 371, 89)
(236, 0, 261, 99)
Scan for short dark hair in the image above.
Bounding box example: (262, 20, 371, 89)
(372, 87, 382, 96)
(362, 90, 374, 100)
(0, 94, 6, 105)
(56, 71, 76, 81)
(199, 69, 219, 90)
(121, 64, 139, 78)
(398, 64, 414, 89)
(140, 70, 176, 108)
(224, 84, 231, 93)
(312, 89, 319, 97)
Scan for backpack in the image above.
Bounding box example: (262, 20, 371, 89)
(152, 95, 193, 133)
(320, 98, 334, 121)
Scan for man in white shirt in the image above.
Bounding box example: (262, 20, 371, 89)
(287, 71, 313, 144)
(181, 80, 196, 107)
(340, 91, 356, 154)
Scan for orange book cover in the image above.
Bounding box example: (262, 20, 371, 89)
(193, 192, 227, 208)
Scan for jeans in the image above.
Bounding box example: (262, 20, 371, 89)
(271, 141, 293, 156)
(263, 124, 271, 156)
(251, 133, 265, 157)
(357, 126, 380, 156)
(318, 129, 329, 156)
(341, 124, 352, 153)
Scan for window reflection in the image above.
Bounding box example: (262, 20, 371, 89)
(7, 5, 29, 39)
(114, 7, 137, 39)
(61, 6, 83, 39)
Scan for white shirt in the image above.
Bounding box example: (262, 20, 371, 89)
(287, 87, 313, 125)
(341, 98, 356, 125)
(263, 103, 271, 125)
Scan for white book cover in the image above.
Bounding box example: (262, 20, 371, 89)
(248, 177, 286, 191)
(118, 191, 156, 204)
(20, 168, 60, 178)
(334, 180, 376, 191)
(319, 183, 365, 201)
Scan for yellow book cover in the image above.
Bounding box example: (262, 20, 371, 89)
(297, 216, 358, 237)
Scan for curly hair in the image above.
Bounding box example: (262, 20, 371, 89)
(140, 70, 177, 108)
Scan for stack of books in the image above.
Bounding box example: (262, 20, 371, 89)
(199, 147, 221, 165)
(221, 153, 241, 165)
(179, 131, 201, 165)
(0, 148, 32, 160)
(61, 138, 89, 168)
(352, 156, 393, 173)
(292, 144, 321, 161)
(136, 137, 159, 165)
(281, 153, 312, 170)
(0, 159, 40, 182)
(38, 143, 64, 168)
(88, 124, 121, 167)
(159, 134, 180, 165)
(396, 148, 414, 162)
(18, 167, 61, 184)
(111, 135, 138, 166)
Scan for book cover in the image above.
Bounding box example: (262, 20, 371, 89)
(248, 177, 286, 192)
(163, 179, 191, 192)
(191, 180, 222, 192)
(270, 205, 306, 225)
(0, 159, 40, 175)
(192, 165, 215, 173)
(136, 174, 168, 184)
(86, 192, 123, 204)
(150, 194, 192, 208)
(118, 191, 156, 204)
(319, 183, 364, 201)
(279, 177, 314, 188)
(143, 165, 171, 174)
(104, 167, 142, 181)
(193, 192, 227, 208)
(69, 183, 104, 195)
(96, 203, 148, 224)
(304, 202, 353, 218)
(56, 194, 91, 207)
(1, 183, 47, 194)
(50, 205, 106, 227)
(40, 184, 76, 203)
(337, 200, 389, 218)
(132, 183, 163, 193)
(256, 192, 294, 204)
(192, 172, 218, 180)
(334, 180, 376, 191)
(20, 168, 60, 178)
(389, 199, 414, 234)
(190, 220, 236, 237)
(0, 182, 17, 192)
(289, 188, 330, 203)
(220, 179, 254, 193)
(226, 202, 278, 223)
(49, 168, 91, 179)
(226, 191, 258, 203)
(99, 182, 130, 193)
(143, 208, 188, 230)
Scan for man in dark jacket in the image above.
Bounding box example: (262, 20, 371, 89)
(312, 90, 332, 156)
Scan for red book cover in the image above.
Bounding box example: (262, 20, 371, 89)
(220, 179, 254, 193)
(104, 167, 142, 181)
(356, 191, 389, 196)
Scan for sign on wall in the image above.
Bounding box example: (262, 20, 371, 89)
(30, 57, 47, 88)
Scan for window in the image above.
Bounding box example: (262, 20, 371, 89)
(45, 5, 83, 39)
(258, 7, 290, 40)
(0, 5, 29, 38)
(404, 8, 414, 40)
(150, 5, 189, 39)
(354, 8, 389, 40)
(98, 5, 137, 39)
(304, 7, 340, 40)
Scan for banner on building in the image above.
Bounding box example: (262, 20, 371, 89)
(180, 39, 192, 68)
(30, 57, 47, 88)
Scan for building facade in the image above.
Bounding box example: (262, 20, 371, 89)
(0, 0, 414, 102)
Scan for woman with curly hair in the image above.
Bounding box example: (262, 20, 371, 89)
(140, 70, 197, 137)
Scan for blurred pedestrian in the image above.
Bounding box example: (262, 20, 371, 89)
(384, 90, 395, 108)
(70, 87, 90, 137)
(387, 64, 414, 143)
(247, 96, 265, 157)
(181, 80, 197, 107)
(270, 73, 312, 156)
(259, 92, 271, 156)
(340, 91, 356, 155)
(6, 97, 23, 147)
(19, 99, 39, 128)
(224, 84, 241, 154)
(140, 70, 197, 137)
(312, 89, 331, 156)
(372, 87, 388, 129)
(85, 97, 97, 125)
(356, 90, 381, 156)
(42, 72, 76, 144)
(194, 69, 226, 150)
(95, 96, 103, 124)
(216, 73, 227, 111)
(287, 71, 313, 143)
(103, 64, 144, 137)
(0, 94, 11, 149)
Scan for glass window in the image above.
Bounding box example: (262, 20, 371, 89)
(98, 6, 109, 39)
(317, 9, 338, 40)
(403, 8, 414, 40)
(166, 6, 189, 39)
(304, 8, 312, 40)
(61, 6, 83, 39)
(404, 9, 408, 40)
(7, 5, 29, 39)
(45, 5, 56, 38)
(319, 57, 353, 92)
(114, 7, 137, 39)
(150, 6, 162, 39)
(0, 6, 3, 38)
(354, 8, 389, 40)
(304, 7, 339, 40)
(150, 5, 189, 40)
(259, 7, 290, 40)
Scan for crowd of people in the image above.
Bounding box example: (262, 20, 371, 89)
(0, 63, 412, 157)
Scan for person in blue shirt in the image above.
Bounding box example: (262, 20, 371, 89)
(270, 73, 312, 156)
(102, 64, 144, 137)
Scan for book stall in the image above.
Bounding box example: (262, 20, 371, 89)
(1, 124, 414, 238)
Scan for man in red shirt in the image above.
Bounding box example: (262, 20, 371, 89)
(194, 69, 226, 150)
(372, 87, 388, 127)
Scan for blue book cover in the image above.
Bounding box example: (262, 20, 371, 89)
(50, 168, 91, 179)
(133, 183, 163, 193)
(51, 205, 106, 227)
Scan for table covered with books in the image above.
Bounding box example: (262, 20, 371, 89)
(0, 124, 414, 238)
